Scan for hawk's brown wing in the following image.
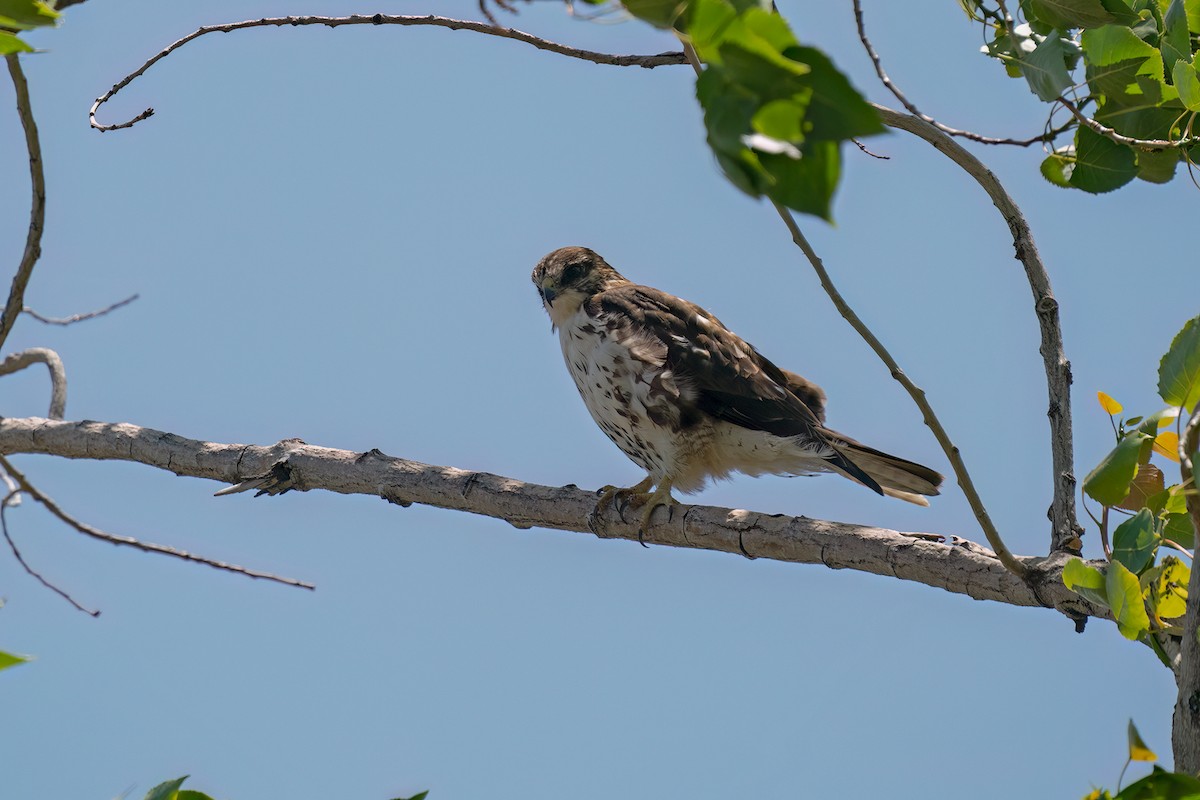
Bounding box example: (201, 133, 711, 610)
(591, 284, 881, 493)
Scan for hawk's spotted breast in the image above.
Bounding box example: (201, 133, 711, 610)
(531, 246, 942, 532)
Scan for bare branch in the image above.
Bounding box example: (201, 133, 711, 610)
(852, 0, 1069, 148)
(1057, 95, 1200, 151)
(0, 347, 67, 419)
(0, 416, 1101, 621)
(770, 202, 1026, 577)
(23, 293, 139, 326)
(875, 105, 1081, 555)
(2, 55, 47, 350)
(2, 489, 100, 616)
(90, 14, 687, 131)
(0, 454, 314, 591)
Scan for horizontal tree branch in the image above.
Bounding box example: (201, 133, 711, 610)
(89, 13, 688, 131)
(0, 416, 1098, 620)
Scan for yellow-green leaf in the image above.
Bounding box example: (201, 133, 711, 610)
(1098, 391, 1124, 415)
(1128, 719, 1158, 762)
(1150, 556, 1189, 619)
(1155, 431, 1181, 462)
(1107, 559, 1151, 639)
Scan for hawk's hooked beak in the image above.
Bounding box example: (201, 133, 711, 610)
(541, 286, 558, 307)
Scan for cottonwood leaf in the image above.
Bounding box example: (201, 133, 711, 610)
(1158, 315, 1200, 411)
(1106, 559, 1151, 639)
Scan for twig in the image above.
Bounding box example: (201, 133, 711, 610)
(2, 55, 47, 351)
(90, 14, 687, 131)
(852, 0, 1069, 148)
(23, 293, 139, 326)
(1057, 95, 1200, 151)
(2, 489, 100, 616)
(0, 347, 67, 419)
(0, 455, 314, 590)
(875, 105, 1080, 555)
(852, 138, 890, 159)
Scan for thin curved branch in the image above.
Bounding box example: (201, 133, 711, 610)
(851, 0, 1070, 148)
(875, 105, 1080, 556)
(2, 55, 47, 350)
(0, 415, 1102, 620)
(1057, 95, 1200, 151)
(89, 14, 687, 131)
(0, 347, 67, 419)
(23, 293, 139, 326)
(769, 202, 1025, 577)
(0, 454, 314, 591)
(2, 488, 99, 615)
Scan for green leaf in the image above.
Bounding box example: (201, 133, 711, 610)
(1085, 431, 1151, 504)
(1136, 146, 1181, 182)
(789, 45, 886, 140)
(622, 0, 687, 28)
(176, 792, 216, 800)
(760, 138, 841, 221)
(1128, 719, 1159, 762)
(1082, 24, 1166, 104)
(1112, 508, 1159, 573)
(1069, 126, 1138, 192)
(1173, 57, 1200, 110)
(1063, 557, 1111, 607)
(1020, 30, 1077, 100)
(144, 777, 188, 800)
(1107, 559, 1152, 639)
(1159, 315, 1200, 410)
(1116, 766, 1200, 799)
(1164, 512, 1196, 549)
(1041, 150, 1076, 185)
(1029, 0, 1119, 27)
(0, 0, 59, 29)
(1161, 0, 1192, 73)
(0, 649, 30, 671)
(1099, 0, 1141, 25)
(391, 793, 430, 800)
(0, 30, 34, 54)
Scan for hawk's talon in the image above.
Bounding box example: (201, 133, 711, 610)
(593, 477, 654, 533)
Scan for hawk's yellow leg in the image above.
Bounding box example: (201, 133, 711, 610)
(594, 477, 676, 546)
(594, 475, 655, 522)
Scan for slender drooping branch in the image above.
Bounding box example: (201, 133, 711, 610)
(876, 107, 1080, 555)
(2, 488, 99, 615)
(89, 13, 687, 131)
(770, 204, 1025, 577)
(851, 0, 1070, 148)
(0, 454, 314, 591)
(1057, 95, 1200, 151)
(1171, 406, 1200, 770)
(23, 293, 139, 326)
(0, 347, 67, 419)
(0, 415, 1102, 618)
(2, 55, 47, 351)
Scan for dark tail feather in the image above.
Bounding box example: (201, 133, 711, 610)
(823, 429, 943, 507)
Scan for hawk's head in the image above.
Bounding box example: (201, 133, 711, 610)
(532, 246, 626, 328)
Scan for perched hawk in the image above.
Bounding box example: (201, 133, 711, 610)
(532, 246, 943, 535)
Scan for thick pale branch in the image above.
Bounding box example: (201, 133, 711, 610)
(0, 347, 66, 419)
(875, 106, 1080, 555)
(89, 13, 687, 131)
(2, 55, 46, 351)
(0, 416, 1098, 617)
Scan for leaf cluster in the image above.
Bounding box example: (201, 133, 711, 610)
(1065, 315, 1200, 647)
(1082, 721, 1200, 799)
(621, 0, 883, 220)
(966, 0, 1200, 192)
(0, 0, 59, 54)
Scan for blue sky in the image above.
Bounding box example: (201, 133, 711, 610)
(1, 1, 1196, 798)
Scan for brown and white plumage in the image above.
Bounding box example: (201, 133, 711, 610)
(531, 246, 942, 527)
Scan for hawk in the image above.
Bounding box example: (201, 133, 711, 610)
(532, 246, 943, 536)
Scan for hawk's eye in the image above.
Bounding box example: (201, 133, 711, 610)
(560, 263, 585, 285)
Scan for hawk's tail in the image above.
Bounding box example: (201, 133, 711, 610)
(824, 432, 944, 507)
